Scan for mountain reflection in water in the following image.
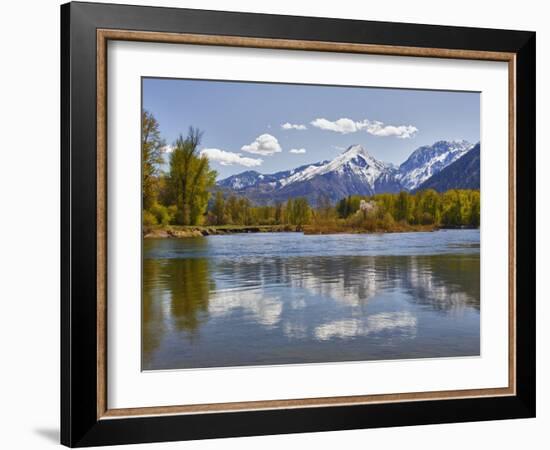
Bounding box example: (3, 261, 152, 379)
(143, 230, 480, 370)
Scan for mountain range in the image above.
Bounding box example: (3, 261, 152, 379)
(414, 143, 480, 192)
(217, 140, 480, 205)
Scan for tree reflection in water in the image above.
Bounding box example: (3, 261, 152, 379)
(142, 236, 480, 370)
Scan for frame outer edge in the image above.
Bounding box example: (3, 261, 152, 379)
(62, 2, 536, 446)
(60, 2, 72, 446)
(96, 23, 108, 423)
(63, 2, 103, 447)
(514, 32, 536, 415)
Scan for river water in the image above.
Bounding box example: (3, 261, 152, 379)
(143, 230, 480, 370)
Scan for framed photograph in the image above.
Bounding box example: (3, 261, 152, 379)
(61, 2, 536, 447)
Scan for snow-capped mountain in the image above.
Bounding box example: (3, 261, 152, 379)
(397, 140, 474, 190)
(217, 170, 268, 190)
(217, 145, 402, 205)
(279, 145, 392, 188)
(217, 161, 327, 191)
(415, 143, 480, 192)
(216, 140, 479, 205)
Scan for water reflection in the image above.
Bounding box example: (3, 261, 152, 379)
(314, 312, 418, 341)
(209, 288, 283, 327)
(143, 232, 480, 370)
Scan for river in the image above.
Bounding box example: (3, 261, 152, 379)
(142, 229, 480, 370)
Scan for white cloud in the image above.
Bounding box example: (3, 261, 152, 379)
(163, 144, 174, 153)
(281, 122, 307, 130)
(363, 120, 418, 139)
(199, 148, 262, 167)
(241, 134, 282, 155)
(289, 148, 306, 154)
(310, 118, 360, 134)
(311, 117, 418, 138)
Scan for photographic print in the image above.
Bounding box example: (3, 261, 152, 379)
(141, 78, 481, 371)
(62, 6, 535, 444)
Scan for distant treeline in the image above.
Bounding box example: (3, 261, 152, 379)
(142, 110, 480, 231)
(199, 189, 480, 230)
(336, 190, 480, 228)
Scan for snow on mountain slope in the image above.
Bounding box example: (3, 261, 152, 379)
(217, 170, 263, 190)
(415, 143, 480, 192)
(278, 145, 391, 188)
(398, 140, 474, 190)
(216, 140, 477, 205)
(217, 162, 328, 191)
(217, 145, 402, 205)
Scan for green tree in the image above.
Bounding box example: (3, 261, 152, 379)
(316, 194, 334, 221)
(412, 189, 440, 225)
(468, 191, 481, 227)
(292, 197, 312, 227)
(225, 196, 239, 224)
(237, 197, 252, 225)
(348, 196, 361, 216)
(441, 190, 464, 226)
(274, 202, 283, 224)
(337, 197, 348, 218)
(394, 191, 412, 222)
(168, 127, 216, 225)
(211, 191, 226, 225)
(142, 110, 165, 210)
(422, 189, 441, 225)
(285, 198, 294, 225)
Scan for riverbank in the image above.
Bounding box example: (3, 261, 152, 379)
(303, 225, 439, 235)
(302, 223, 438, 235)
(143, 223, 449, 238)
(144, 224, 298, 238)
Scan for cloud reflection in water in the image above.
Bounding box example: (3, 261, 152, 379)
(142, 234, 480, 370)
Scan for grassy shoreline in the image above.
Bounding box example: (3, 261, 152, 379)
(141, 223, 464, 238)
(143, 224, 298, 238)
(302, 223, 438, 235)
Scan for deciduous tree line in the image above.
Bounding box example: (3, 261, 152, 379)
(142, 111, 480, 229)
(207, 193, 312, 227)
(337, 189, 480, 228)
(142, 110, 216, 226)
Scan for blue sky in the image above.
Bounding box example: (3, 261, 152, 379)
(143, 77, 480, 180)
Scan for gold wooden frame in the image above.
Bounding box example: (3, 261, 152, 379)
(96, 29, 516, 420)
